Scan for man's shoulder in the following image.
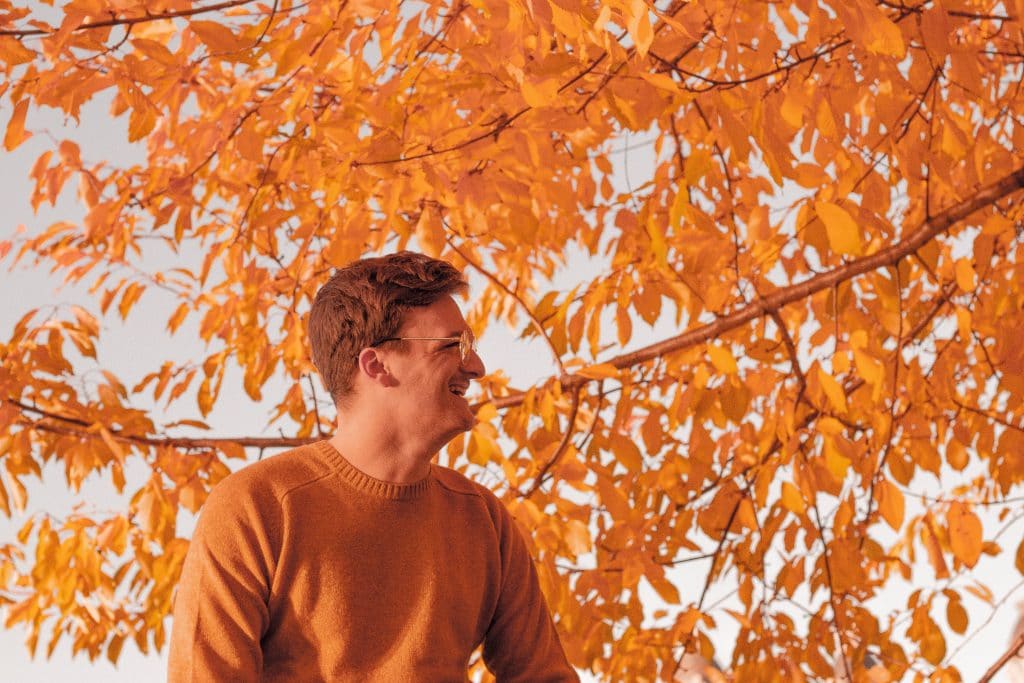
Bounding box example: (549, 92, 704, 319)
(207, 441, 336, 507)
(431, 466, 514, 526)
(432, 464, 492, 498)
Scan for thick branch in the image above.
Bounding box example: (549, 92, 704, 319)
(0, 0, 257, 37)
(7, 398, 314, 450)
(487, 165, 1024, 409)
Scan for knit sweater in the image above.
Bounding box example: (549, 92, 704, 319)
(167, 441, 577, 682)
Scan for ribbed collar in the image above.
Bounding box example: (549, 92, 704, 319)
(315, 441, 433, 501)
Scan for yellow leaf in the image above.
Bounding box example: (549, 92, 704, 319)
(817, 365, 848, 412)
(4, 98, 30, 151)
(627, 0, 654, 57)
(853, 348, 883, 389)
(954, 258, 976, 292)
(955, 306, 972, 340)
(474, 402, 498, 423)
(576, 363, 620, 380)
(815, 201, 863, 256)
(947, 502, 983, 568)
(707, 344, 738, 375)
(780, 481, 805, 514)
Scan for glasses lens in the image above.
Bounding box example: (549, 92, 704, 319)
(460, 330, 476, 362)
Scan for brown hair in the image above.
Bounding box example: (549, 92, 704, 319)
(308, 251, 467, 403)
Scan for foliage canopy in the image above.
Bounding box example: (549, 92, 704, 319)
(2, 0, 1024, 679)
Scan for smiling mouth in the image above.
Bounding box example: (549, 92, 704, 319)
(449, 385, 468, 397)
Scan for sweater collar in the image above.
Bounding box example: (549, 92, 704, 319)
(316, 441, 433, 501)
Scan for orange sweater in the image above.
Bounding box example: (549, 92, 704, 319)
(168, 441, 577, 682)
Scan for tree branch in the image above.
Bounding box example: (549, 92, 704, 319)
(0, 0, 258, 37)
(979, 630, 1024, 683)
(519, 387, 581, 498)
(8, 168, 1024, 452)
(487, 165, 1024, 409)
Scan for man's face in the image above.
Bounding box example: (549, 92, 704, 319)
(381, 296, 486, 448)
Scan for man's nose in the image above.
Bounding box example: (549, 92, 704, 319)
(462, 348, 485, 379)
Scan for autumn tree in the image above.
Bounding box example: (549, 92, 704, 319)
(2, 0, 1024, 679)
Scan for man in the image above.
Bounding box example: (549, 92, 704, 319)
(168, 251, 577, 681)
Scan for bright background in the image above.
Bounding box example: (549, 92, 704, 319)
(2, 52, 1023, 683)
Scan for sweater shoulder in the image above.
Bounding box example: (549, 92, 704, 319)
(432, 466, 511, 524)
(206, 441, 336, 508)
(433, 465, 494, 500)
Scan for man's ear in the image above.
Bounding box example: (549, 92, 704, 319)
(357, 347, 393, 386)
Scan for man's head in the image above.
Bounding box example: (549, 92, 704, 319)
(308, 251, 470, 406)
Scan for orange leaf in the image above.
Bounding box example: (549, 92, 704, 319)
(947, 502, 983, 568)
(4, 98, 30, 151)
(954, 258, 976, 292)
(877, 479, 904, 531)
(627, 0, 654, 57)
(564, 519, 591, 555)
(576, 363, 619, 380)
(190, 20, 248, 53)
(946, 598, 968, 635)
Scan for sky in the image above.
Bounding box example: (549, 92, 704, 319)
(2, 15, 1023, 683)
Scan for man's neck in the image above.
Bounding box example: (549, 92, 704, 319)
(328, 422, 436, 484)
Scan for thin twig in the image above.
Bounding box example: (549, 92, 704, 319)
(520, 387, 582, 498)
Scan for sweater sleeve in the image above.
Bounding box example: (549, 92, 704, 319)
(167, 474, 278, 682)
(482, 501, 579, 682)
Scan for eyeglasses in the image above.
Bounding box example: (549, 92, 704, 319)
(370, 329, 478, 363)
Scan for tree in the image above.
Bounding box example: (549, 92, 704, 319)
(2, 0, 1023, 679)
